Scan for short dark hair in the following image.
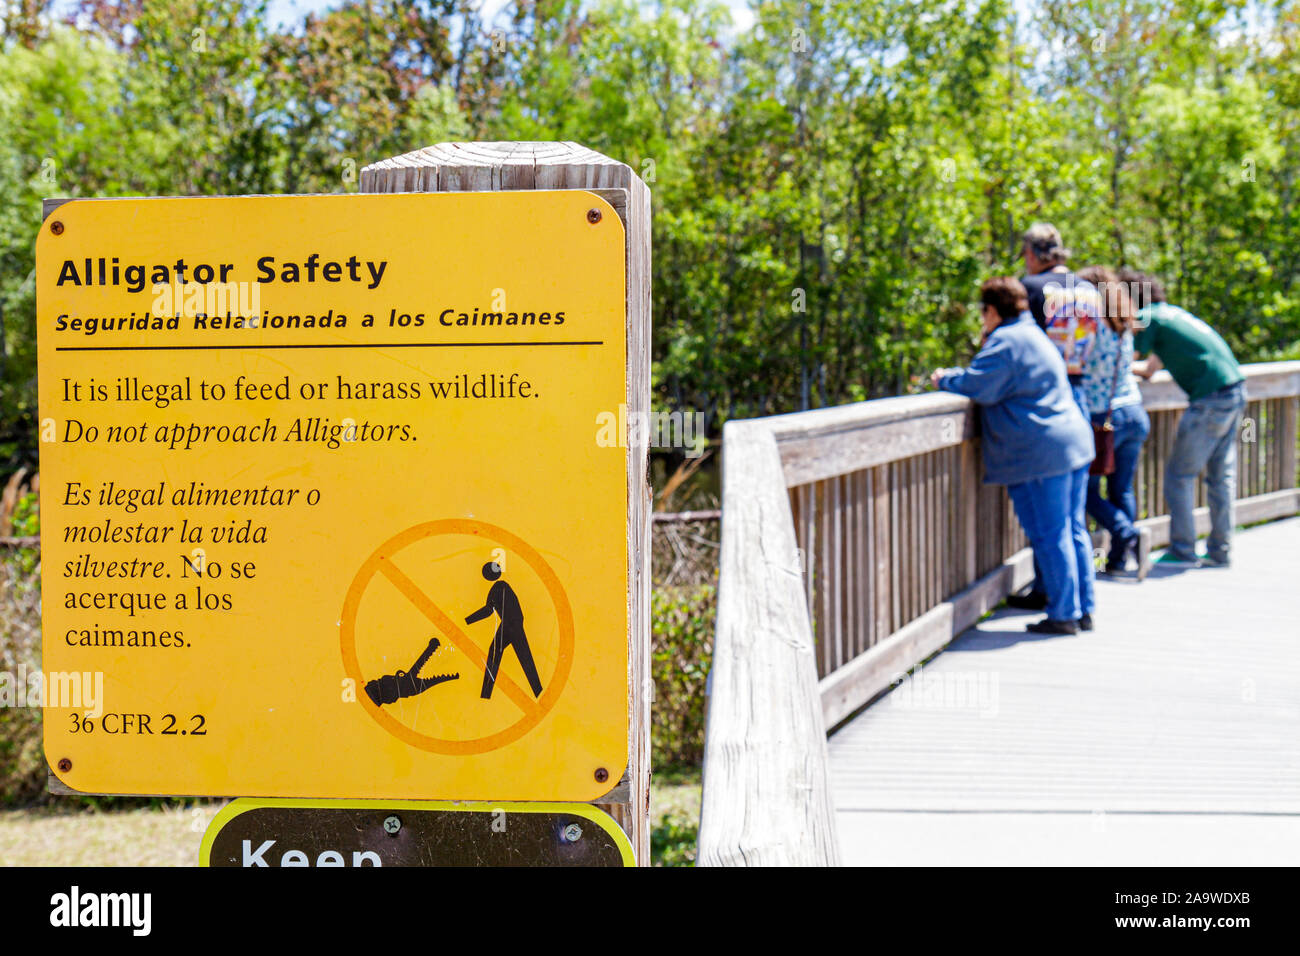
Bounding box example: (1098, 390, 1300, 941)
(1117, 268, 1167, 309)
(980, 276, 1029, 320)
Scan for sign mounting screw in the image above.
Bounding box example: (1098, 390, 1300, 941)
(586, 208, 602, 225)
(50, 220, 64, 236)
(562, 823, 583, 843)
(594, 767, 608, 783)
(57, 758, 72, 772)
(383, 815, 402, 835)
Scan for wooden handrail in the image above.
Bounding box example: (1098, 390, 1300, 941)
(699, 361, 1300, 866)
(1139, 361, 1300, 410)
(697, 423, 839, 866)
(768, 363, 1300, 483)
(651, 509, 722, 523)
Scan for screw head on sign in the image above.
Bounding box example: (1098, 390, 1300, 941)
(57, 758, 72, 772)
(594, 767, 609, 783)
(383, 815, 402, 835)
(50, 220, 64, 236)
(586, 208, 602, 225)
(562, 823, 583, 843)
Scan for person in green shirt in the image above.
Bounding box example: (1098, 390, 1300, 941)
(1124, 271, 1245, 567)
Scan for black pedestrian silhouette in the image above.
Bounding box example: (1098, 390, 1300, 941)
(364, 637, 459, 707)
(465, 561, 544, 700)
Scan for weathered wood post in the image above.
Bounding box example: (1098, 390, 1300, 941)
(361, 142, 653, 861)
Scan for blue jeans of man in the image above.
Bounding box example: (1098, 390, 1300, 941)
(1028, 384, 1094, 601)
(1166, 382, 1246, 561)
(1008, 465, 1095, 623)
(1086, 402, 1151, 564)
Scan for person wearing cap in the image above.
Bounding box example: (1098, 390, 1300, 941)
(1124, 271, 1246, 567)
(932, 277, 1096, 635)
(1006, 223, 1102, 615)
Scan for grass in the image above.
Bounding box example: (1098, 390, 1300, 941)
(0, 800, 223, 866)
(0, 773, 702, 867)
(650, 767, 701, 867)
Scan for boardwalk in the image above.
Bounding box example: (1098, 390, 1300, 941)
(829, 516, 1300, 865)
(700, 363, 1299, 866)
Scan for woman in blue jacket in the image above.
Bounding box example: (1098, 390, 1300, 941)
(931, 277, 1096, 634)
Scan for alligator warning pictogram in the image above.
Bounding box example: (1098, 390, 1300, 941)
(340, 519, 575, 756)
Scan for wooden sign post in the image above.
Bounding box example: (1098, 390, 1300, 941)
(37, 141, 652, 863)
(360, 142, 652, 860)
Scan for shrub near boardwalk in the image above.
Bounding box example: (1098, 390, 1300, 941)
(1, 488, 42, 805)
(651, 584, 715, 769)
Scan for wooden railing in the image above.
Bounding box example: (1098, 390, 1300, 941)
(698, 361, 1300, 866)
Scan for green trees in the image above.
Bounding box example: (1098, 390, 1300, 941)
(1032, 0, 1299, 358)
(0, 27, 167, 460)
(1, 0, 1297, 466)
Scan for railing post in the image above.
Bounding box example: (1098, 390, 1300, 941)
(871, 464, 891, 645)
(960, 439, 979, 585)
(1281, 396, 1298, 490)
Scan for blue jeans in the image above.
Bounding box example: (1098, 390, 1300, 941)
(1166, 382, 1246, 561)
(1008, 464, 1095, 622)
(1086, 402, 1150, 563)
(1028, 384, 1094, 601)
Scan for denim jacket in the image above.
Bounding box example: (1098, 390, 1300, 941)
(939, 312, 1094, 486)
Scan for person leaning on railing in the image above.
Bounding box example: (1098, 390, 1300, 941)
(1076, 266, 1150, 575)
(930, 277, 1096, 635)
(1123, 270, 1246, 568)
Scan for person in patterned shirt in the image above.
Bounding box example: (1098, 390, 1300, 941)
(1077, 266, 1149, 575)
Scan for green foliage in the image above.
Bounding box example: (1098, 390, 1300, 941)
(650, 811, 698, 866)
(0, 703, 43, 805)
(651, 583, 715, 770)
(1, 487, 41, 805)
(405, 81, 472, 146)
(0, 29, 148, 463)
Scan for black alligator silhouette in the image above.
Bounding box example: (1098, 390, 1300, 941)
(364, 637, 459, 707)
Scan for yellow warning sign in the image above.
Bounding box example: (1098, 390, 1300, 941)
(37, 192, 629, 800)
